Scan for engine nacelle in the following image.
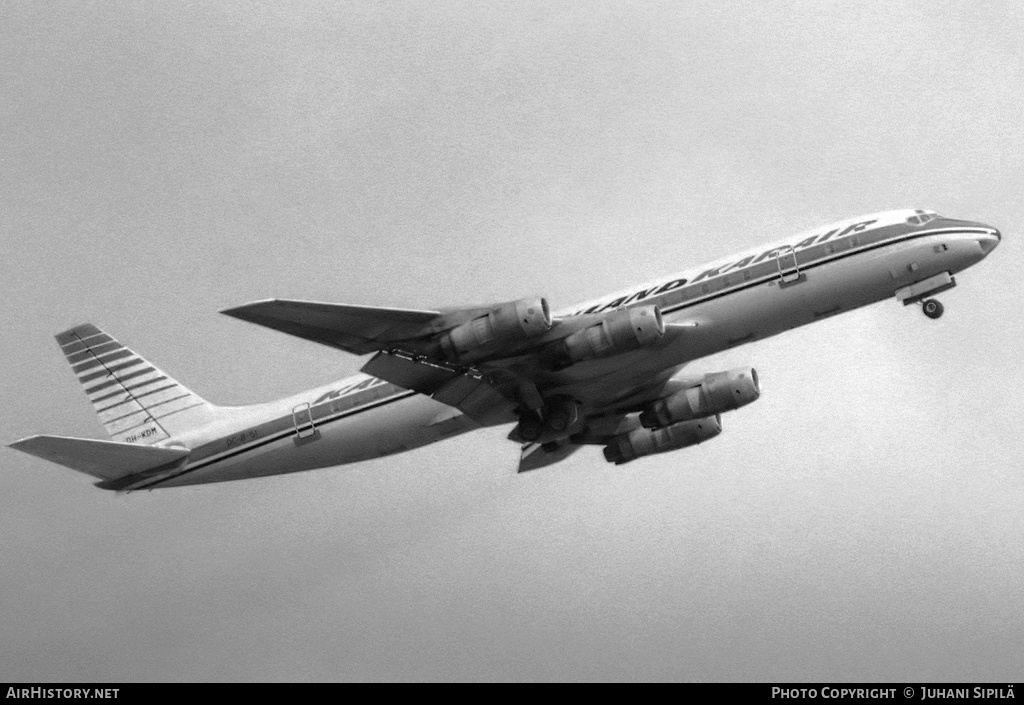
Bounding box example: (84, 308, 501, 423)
(558, 305, 664, 364)
(639, 368, 759, 428)
(440, 297, 552, 361)
(603, 414, 722, 465)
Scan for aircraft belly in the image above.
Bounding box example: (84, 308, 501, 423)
(665, 247, 929, 357)
(664, 253, 907, 359)
(155, 394, 477, 487)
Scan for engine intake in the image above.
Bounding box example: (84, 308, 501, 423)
(639, 368, 759, 428)
(603, 415, 722, 465)
(558, 305, 664, 364)
(440, 297, 552, 361)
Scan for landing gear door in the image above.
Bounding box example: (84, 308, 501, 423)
(292, 402, 319, 443)
(776, 244, 803, 285)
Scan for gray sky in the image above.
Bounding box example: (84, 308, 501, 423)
(2, 0, 1022, 682)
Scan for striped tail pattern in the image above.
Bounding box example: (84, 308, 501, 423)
(57, 323, 216, 444)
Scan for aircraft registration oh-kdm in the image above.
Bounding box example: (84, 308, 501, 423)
(9, 209, 1001, 490)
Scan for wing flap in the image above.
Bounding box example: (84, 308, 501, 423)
(359, 350, 457, 394)
(221, 299, 444, 355)
(360, 351, 517, 426)
(9, 435, 190, 481)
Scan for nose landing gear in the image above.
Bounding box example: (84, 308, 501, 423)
(922, 299, 944, 319)
(896, 272, 955, 320)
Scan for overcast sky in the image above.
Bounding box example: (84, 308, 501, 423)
(2, 0, 1022, 682)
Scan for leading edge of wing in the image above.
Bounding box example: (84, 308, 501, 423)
(220, 299, 445, 355)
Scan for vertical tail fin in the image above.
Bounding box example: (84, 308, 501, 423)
(56, 323, 217, 444)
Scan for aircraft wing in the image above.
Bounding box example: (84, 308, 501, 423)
(220, 299, 455, 356)
(222, 298, 554, 424)
(222, 296, 692, 444)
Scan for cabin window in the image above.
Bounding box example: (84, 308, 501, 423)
(665, 288, 688, 306)
(863, 228, 885, 247)
(752, 262, 774, 280)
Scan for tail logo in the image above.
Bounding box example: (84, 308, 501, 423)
(56, 324, 214, 444)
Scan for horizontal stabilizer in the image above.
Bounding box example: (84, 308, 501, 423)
(9, 435, 189, 481)
(221, 299, 444, 355)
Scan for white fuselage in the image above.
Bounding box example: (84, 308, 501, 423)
(151, 209, 1000, 488)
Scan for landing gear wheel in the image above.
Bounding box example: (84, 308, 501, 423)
(922, 299, 944, 319)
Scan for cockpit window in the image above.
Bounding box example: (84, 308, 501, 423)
(907, 211, 939, 225)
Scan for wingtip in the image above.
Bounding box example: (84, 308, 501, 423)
(218, 305, 245, 318)
(219, 299, 279, 318)
(8, 435, 51, 453)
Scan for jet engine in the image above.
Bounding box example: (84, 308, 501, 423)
(440, 297, 552, 362)
(639, 368, 759, 428)
(557, 305, 664, 364)
(603, 414, 722, 465)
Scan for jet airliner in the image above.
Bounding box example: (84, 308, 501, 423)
(9, 209, 1001, 490)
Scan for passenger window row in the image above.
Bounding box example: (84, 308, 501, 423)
(322, 384, 395, 417)
(663, 226, 899, 306)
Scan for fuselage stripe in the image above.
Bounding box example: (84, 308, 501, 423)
(657, 227, 982, 316)
(133, 390, 419, 490)
(127, 222, 993, 490)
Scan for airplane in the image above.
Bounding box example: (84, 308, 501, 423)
(8, 209, 1001, 491)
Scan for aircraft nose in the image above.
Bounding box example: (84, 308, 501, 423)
(978, 227, 1001, 255)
